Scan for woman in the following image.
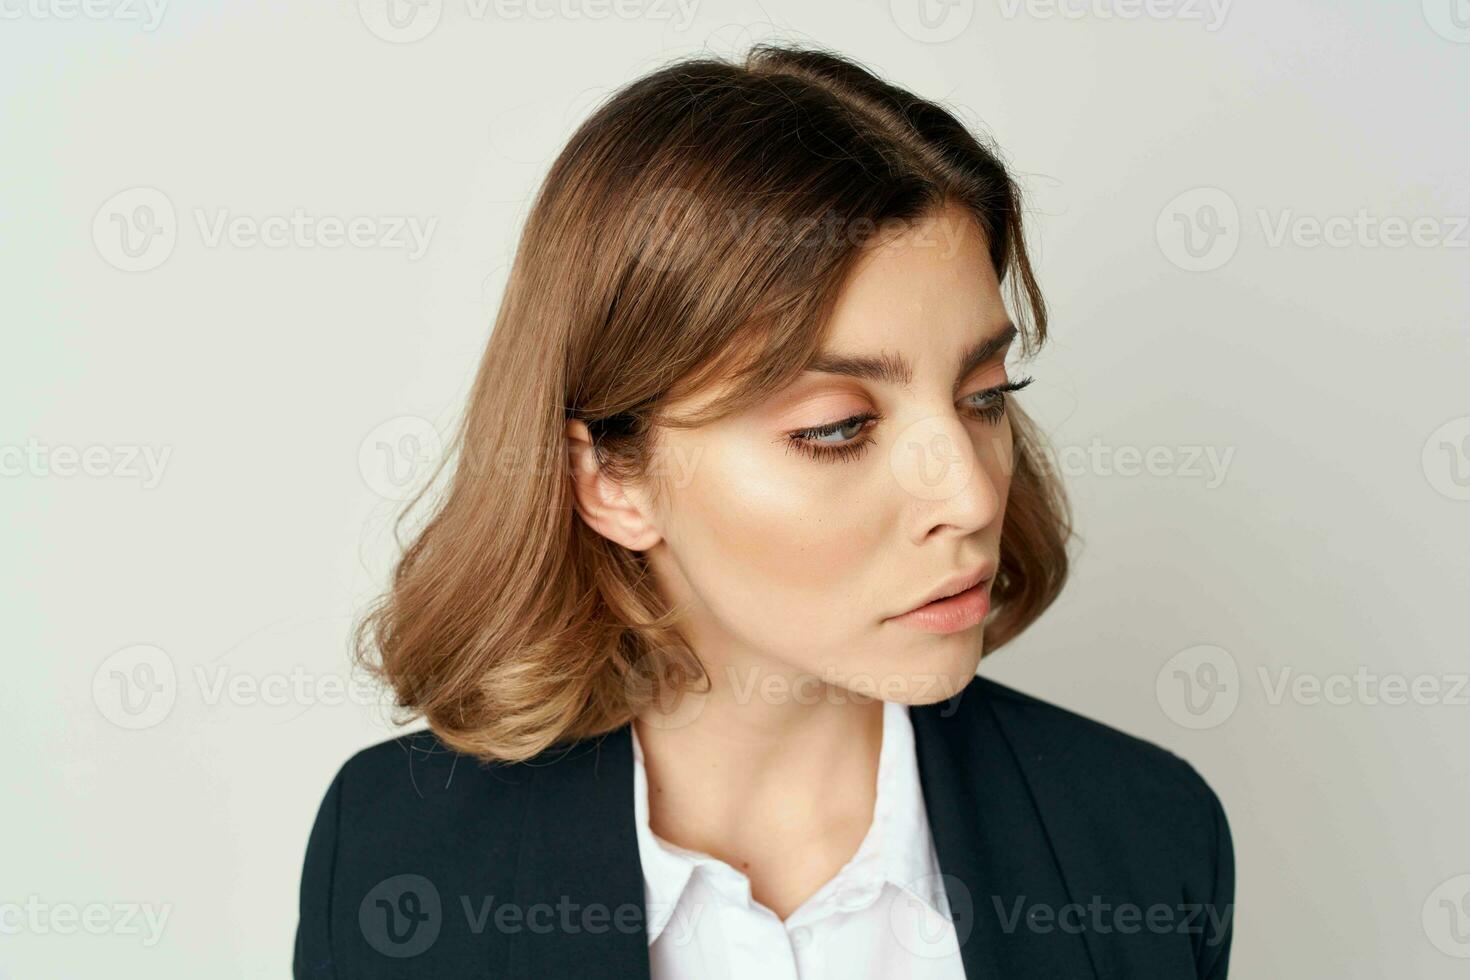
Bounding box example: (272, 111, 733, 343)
(294, 43, 1234, 979)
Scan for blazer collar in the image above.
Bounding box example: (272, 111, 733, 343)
(910, 679, 1103, 979)
(505, 676, 1102, 980)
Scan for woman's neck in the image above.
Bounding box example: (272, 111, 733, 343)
(633, 676, 886, 920)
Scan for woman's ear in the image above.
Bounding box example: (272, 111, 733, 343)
(565, 419, 663, 552)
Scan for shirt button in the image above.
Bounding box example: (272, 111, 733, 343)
(790, 925, 811, 948)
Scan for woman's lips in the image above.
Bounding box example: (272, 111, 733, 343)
(884, 578, 992, 634)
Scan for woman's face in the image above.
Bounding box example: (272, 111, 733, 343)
(583, 202, 1022, 708)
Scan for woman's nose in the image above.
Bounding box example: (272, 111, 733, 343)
(886, 412, 1005, 538)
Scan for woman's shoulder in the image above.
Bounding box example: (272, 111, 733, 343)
(293, 729, 542, 977)
(954, 674, 1226, 805)
(333, 727, 534, 796)
(306, 727, 542, 853)
(924, 675, 1235, 977)
(923, 674, 1232, 887)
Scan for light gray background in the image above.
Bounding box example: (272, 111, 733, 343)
(3, 1, 1468, 976)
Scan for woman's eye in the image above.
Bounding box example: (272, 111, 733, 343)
(783, 375, 1033, 465)
(961, 375, 1034, 424)
(962, 390, 1006, 423)
(786, 412, 882, 463)
(810, 416, 868, 445)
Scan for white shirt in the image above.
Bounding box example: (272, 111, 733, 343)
(630, 699, 968, 979)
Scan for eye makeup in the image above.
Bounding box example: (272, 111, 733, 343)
(783, 375, 1034, 463)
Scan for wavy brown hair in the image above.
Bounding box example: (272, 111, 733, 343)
(354, 43, 1072, 763)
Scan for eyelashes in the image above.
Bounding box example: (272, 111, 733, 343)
(785, 375, 1035, 464)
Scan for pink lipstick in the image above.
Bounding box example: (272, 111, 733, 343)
(885, 575, 993, 634)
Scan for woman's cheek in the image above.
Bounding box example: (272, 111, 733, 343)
(681, 434, 885, 608)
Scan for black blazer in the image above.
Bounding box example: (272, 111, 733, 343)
(294, 675, 1235, 979)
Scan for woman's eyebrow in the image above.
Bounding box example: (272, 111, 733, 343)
(803, 322, 1018, 395)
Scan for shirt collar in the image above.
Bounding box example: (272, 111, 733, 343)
(630, 698, 949, 945)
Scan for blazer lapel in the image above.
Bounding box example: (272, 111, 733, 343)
(504, 677, 1109, 980)
(911, 680, 1102, 980)
(506, 724, 652, 980)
